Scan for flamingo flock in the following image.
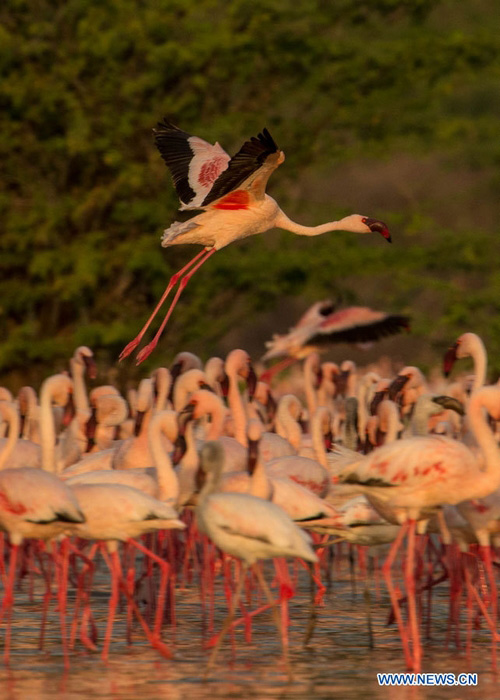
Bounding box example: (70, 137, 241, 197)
(0, 336, 499, 677)
(1, 122, 498, 678)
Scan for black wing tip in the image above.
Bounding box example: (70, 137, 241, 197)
(153, 117, 183, 135)
(310, 313, 411, 346)
(257, 127, 279, 153)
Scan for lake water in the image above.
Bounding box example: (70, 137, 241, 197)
(0, 544, 497, 700)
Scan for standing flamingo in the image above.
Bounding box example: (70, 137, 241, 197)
(335, 384, 500, 671)
(195, 441, 317, 675)
(119, 122, 392, 364)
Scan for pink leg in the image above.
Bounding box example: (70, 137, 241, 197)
(404, 520, 421, 672)
(1, 543, 19, 665)
(205, 562, 248, 676)
(55, 539, 70, 669)
(259, 357, 298, 383)
(382, 522, 413, 670)
(119, 249, 208, 361)
(135, 248, 217, 365)
(68, 542, 96, 651)
(479, 545, 498, 670)
(128, 538, 170, 638)
(102, 549, 121, 662)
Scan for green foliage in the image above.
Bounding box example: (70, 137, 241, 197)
(2, 0, 500, 387)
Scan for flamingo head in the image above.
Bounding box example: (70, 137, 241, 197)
(85, 407, 97, 451)
(362, 217, 391, 243)
(388, 373, 410, 401)
(443, 341, 459, 377)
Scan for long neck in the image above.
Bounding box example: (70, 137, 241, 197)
(205, 400, 225, 440)
(0, 405, 20, 470)
(249, 456, 272, 500)
(71, 359, 89, 414)
(378, 400, 401, 443)
(277, 401, 302, 451)
(468, 391, 500, 496)
(304, 364, 318, 419)
(311, 408, 328, 468)
(40, 378, 58, 473)
(149, 413, 179, 503)
(275, 210, 361, 237)
(227, 370, 248, 447)
(470, 338, 487, 390)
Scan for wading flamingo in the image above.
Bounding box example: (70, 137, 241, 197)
(195, 441, 317, 675)
(335, 384, 500, 672)
(120, 122, 392, 364)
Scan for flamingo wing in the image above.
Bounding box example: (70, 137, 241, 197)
(154, 119, 231, 209)
(307, 307, 410, 346)
(202, 128, 283, 207)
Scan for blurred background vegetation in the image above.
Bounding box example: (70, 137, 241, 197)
(2, 0, 500, 390)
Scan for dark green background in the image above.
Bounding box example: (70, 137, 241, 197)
(2, 0, 500, 389)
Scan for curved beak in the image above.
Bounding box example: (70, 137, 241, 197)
(83, 355, 97, 380)
(168, 360, 183, 402)
(365, 217, 391, 243)
(219, 372, 230, 397)
(432, 395, 465, 416)
(247, 439, 259, 475)
(62, 393, 75, 428)
(443, 343, 459, 377)
(85, 408, 97, 451)
(369, 390, 386, 415)
(388, 374, 410, 401)
(334, 370, 349, 396)
(172, 434, 187, 464)
(178, 403, 195, 434)
(266, 392, 277, 424)
(246, 365, 257, 398)
(315, 366, 323, 390)
(199, 382, 215, 393)
(134, 410, 145, 437)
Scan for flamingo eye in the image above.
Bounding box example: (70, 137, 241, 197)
(361, 217, 367, 224)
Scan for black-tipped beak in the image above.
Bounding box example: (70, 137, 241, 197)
(432, 395, 465, 416)
(324, 429, 333, 451)
(172, 434, 187, 463)
(369, 390, 386, 415)
(266, 392, 277, 424)
(248, 439, 259, 475)
(443, 343, 459, 377)
(246, 365, 257, 398)
(62, 393, 75, 428)
(219, 372, 230, 397)
(195, 465, 207, 492)
(315, 366, 323, 389)
(334, 370, 349, 396)
(388, 374, 410, 401)
(199, 382, 215, 393)
(178, 403, 195, 434)
(134, 410, 145, 436)
(85, 408, 97, 451)
(365, 217, 391, 243)
(168, 360, 183, 402)
(83, 356, 97, 380)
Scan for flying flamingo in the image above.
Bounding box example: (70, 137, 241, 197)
(119, 122, 392, 364)
(262, 300, 410, 373)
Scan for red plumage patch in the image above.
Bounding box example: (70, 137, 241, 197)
(0, 491, 27, 515)
(213, 190, 250, 210)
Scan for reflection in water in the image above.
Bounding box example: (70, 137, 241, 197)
(0, 555, 496, 700)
